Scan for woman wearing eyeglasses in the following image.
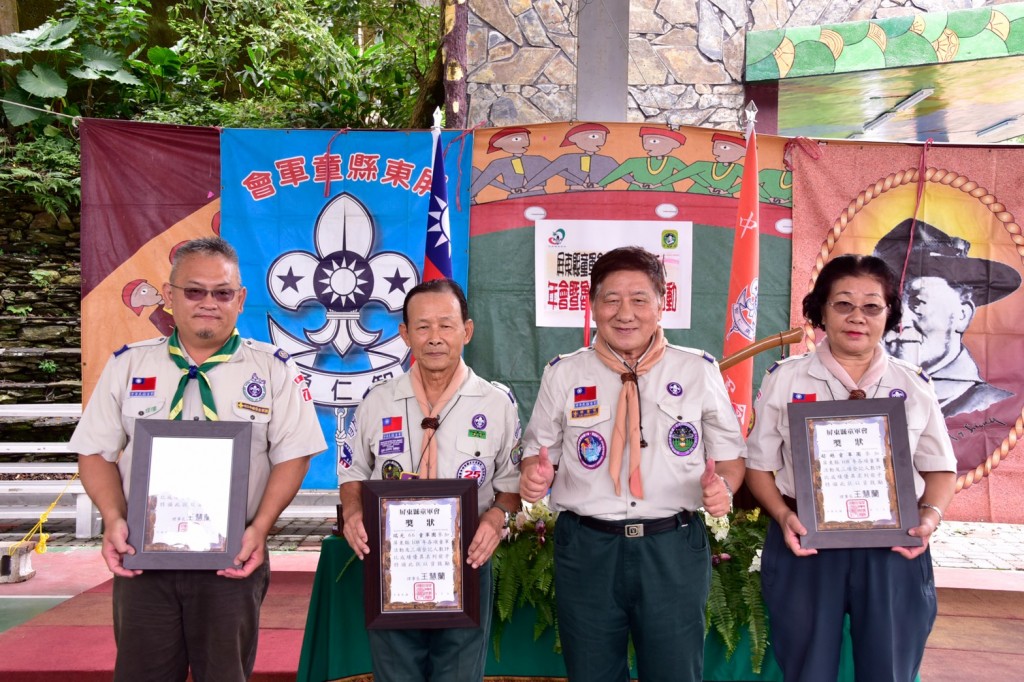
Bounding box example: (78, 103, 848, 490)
(744, 254, 956, 682)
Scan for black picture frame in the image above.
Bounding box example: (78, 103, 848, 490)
(124, 420, 252, 570)
(788, 397, 922, 550)
(362, 479, 479, 629)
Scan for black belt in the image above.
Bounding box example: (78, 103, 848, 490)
(571, 510, 691, 538)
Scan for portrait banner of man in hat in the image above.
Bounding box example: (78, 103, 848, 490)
(790, 142, 1024, 519)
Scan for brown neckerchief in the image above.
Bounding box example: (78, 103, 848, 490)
(816, 338, 887, 400)
(409, 359, 468, 478)
(594, 327, 668, 498)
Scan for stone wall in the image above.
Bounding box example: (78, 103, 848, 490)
(467, 0, 1012, 129)
(0, 192, 81, 440)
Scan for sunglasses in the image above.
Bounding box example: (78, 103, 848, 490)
(169, 283, 241, 303)
(827, 301, 888, 317)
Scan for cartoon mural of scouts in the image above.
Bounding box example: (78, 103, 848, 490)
(122, 278, 175, 336)
(470, 127, 549, 200)
(660, 132, 746, 196)
(523, 123, 619, 192)
(758, 168, 792, 207)
(599, 127, 688, 191)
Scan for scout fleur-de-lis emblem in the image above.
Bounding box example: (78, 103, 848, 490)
(267, 193, 418, 357)
(727, 278, 758, 342)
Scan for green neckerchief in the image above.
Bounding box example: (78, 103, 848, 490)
(167, 328, 241, 421)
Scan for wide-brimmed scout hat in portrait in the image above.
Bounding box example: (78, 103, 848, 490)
(872, 218, 1022, 306)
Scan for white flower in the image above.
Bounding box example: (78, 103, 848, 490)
(748, 549, 762, 573)
(702, 510, 730, 542)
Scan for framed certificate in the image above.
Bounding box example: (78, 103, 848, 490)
(124, 420, 252, 570)
(362, 479, 479, 629)
(788, 398, 922, 549)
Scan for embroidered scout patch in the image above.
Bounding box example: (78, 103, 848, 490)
(472, 413, 488, 429)
(243, 373, 267, 402)
(338, 442, 354, 469)
(379, 437, 405, 456)
(571, 385, 599, 419)
(889, 388, 907, 400)
(510, 444, 524, 465)
(577, 430, 607, 469)
(129, 377, 156, 397)
(457, 458, 487, 485)
(667, 422, 699, 457)
(381, 459, 403, 480)
(666, 381, 683, 397)
(792, 393, 816, 403)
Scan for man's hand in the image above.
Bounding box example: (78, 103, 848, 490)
(101, 516, 141, 578)
(343, 509, 370, 559)
(520, 447, 555, 502)
(218, 525, 266, 578)
(700, 460, 731, 517)
(892, 510, 939, 560)
(467, 507, 505, 569)
(781, 511, 817, 557)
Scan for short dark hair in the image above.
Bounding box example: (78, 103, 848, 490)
(802, 254, 902, 333)
(170, 237, 240, 283)
(590, 246, 667, 299)
(402, 278, 469, 324)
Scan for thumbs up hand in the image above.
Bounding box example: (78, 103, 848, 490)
(520, 446, 555, 503)
(701, 459, 732, 517)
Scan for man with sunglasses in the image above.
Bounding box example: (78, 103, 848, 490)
(70, 237, 327, 682)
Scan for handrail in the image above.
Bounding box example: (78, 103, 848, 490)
(719, 327, 804, 372)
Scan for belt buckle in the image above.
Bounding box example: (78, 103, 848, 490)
(624, 523, 644, 538)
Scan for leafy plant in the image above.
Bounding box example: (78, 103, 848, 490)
(38, 359, 59, 374)
(490, 500, 558, 659)
(29, 269, 61, 288)
(704, 507, 770, 673)
(7, 304, 33, 316)
(0, 134, 81, 215)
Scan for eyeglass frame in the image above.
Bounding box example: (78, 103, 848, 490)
(826, 300, 889, 317)
(167, 283, 244, 303)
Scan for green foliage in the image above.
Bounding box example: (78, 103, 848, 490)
(7, 304, 33, 316)
(38, 359, 59, 374)
(704, 508, 770, 674)
(490, 500, 559, 659)
(30, 269, 61, 288)
(0, 134, 81, 215)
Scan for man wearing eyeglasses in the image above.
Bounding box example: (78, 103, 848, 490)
(70, 236, 327, 682)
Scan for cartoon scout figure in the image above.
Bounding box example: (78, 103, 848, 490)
(599, 127, 688, 191)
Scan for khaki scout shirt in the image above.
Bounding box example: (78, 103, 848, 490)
(522, 345, 744, 519)
(340, 369, 521, 516)
(70, 336, 327, 521)
(744, 350, 956, 498)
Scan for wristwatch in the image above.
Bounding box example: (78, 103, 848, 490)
(490, 500, 513, 526)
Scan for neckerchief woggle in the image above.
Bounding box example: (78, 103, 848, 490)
(167, 328, 241, 420)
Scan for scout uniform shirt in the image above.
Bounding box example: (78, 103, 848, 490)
(69, 336, 327, 522)
(522, 344, 745, 520)
(744, 350, 956, 498)
(341, 369, 521, 516)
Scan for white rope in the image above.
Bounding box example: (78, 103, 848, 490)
(0, 98, 80, 124)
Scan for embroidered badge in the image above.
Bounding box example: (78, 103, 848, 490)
(514, 420, 522, 441)
(243, 373, 267, 402)
(236, 401, 270, 415)
(472, 413, 488, 430)
(457, 458, 487, 486)
(293, 372, 312, 401)
(379, 437, 405, 456)
(666, 381, 683, 397)
(577, 430, 607, 469)
(667, 422, 699, 457)
(274, 348, 291, 362)
(510, 445, 524, 465)
(338, 442, 353, 469)
(889, 388, 907, 400)
(571, 385, 599, 419)
(381, 459, 403, 480)
(792, 393, 816, 403)
(468, 429, 487, 439)
(129, 376, 156, 397)
(382, 416, 403, 438)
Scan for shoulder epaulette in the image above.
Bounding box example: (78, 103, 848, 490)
(766, 354, 803, 375)
(242, 338, 290, 361)
(362, 376, 395, 399)
(547, 355, 562, 367)
(113, 337, 166, 357)
(491, 380, 518, 405)
(547, 346, 592, 367)
(665, 344, 715, 362)
(889, 357, 931, 383)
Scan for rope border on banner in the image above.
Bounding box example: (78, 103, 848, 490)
(806, 166, 1024, 492)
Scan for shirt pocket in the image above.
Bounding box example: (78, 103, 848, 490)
(232, 400, 272, 444)
(563, 410, 613, 470)
(656, 396, 704, 460)
(122, 396, 166, 421)
(455, 432, 493, 487)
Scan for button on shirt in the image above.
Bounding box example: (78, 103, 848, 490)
(69, 336, 327, 522)
(744, 351, 956, 498)
(340, 369, 521, 516)
(522, 345, 744, 519)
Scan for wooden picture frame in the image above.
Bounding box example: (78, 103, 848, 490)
(124, 420, 252, 570)
(361, 479, 479, 629)
(788, 397, 922, 550)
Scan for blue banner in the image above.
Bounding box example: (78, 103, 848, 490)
(221, 129, 472, 488)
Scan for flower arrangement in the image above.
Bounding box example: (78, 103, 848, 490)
(490, 502, 770, 672)
(490, 500, 558, 658)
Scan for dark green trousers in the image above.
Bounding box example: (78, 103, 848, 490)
(554, 512, 711, 682)
(368, 561, 493, 682)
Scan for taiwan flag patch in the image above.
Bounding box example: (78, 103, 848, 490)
(382, 416, 403, 433)
(129, 377, 156, 397)
(574, 386, 597, 407)
(792, 393, 816, 403)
